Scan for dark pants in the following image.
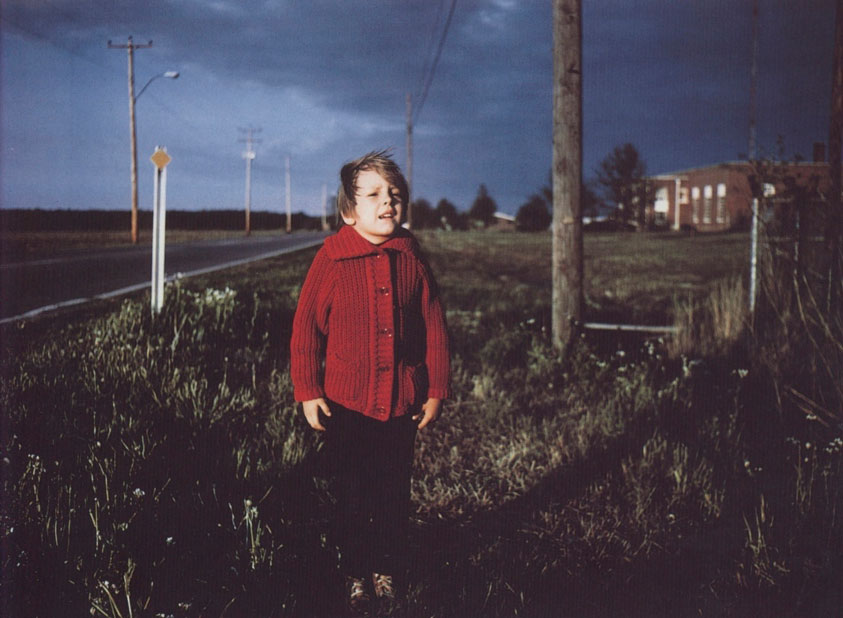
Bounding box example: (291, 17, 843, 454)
(325, 402, 418, 576)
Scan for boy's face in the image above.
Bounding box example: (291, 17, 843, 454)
(343, 169, 404, 244)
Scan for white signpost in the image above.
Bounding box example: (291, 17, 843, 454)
(150, 147, 171, 314)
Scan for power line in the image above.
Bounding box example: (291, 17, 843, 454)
(416, 0, 446, 100)
(414, 0, 457, 124)
(2, 18, 113, 71)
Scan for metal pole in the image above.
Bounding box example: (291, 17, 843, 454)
(750, 197, 759, 313)
(551, 0, 584, 350)
(151, 148, 168, 314)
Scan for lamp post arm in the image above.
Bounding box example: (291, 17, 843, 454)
(135, 71, 179, 102)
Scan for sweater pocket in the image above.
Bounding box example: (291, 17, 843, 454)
(326, 352, 362, 402)
(402, 363, 428, 409)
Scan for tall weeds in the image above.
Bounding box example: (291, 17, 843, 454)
(2, 230, 841, 616)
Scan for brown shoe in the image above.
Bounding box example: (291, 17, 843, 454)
(345, 575, 372, 615)
(372, 573, 397, 614)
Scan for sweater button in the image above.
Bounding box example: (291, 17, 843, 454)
(375, 406, 386, 415)
(377, 364, 391, 373)
(380, 328, 393, 337)
(377, 286, 389, 295)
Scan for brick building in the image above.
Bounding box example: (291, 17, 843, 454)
(649, 145, 834, 232)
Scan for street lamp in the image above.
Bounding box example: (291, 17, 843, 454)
(136, 71, 180, 101)
(127, 70, 178, 244)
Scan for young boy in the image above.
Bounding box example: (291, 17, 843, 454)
(290, 151, 450, 614)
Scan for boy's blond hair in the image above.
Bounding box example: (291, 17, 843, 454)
(337, 150, 409, 221)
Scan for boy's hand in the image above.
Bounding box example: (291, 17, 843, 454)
(413, 398, 442, 430)
(302, 398, 331, 431)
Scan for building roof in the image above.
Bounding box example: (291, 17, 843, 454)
(652, 160, 831, 180)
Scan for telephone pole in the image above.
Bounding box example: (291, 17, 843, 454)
(108, 36, 153, 244)
(321, 183, 329, 231)
(749, 0, 759, 162)
(551, 0, 584, 350)
(238, 127, 261, 236)
(285, 155, 292, 234)
(406, 93, 414, 229)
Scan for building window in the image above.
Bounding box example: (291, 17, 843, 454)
(679, 187, 689, 204)
(691, 187, 700, 224)
(654, 187, 669, 225)
(716, 183, 727, 223)
(703, 185, 713, 224)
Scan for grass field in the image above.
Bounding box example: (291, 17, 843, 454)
(2, 229, 840, 617)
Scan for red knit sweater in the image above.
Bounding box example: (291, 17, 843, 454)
(290, 225, 450, 421)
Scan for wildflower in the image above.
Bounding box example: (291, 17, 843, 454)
(737, 369, 749, 378)
(166, 536, 175, 546)
(133, 488, 146, 499)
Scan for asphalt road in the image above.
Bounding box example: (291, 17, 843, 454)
(0, 232, 327, 323)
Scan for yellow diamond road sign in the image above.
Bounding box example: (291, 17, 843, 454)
(150, 149, 171, 170)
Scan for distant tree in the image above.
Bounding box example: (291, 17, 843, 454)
(516, 194, 551, 231)
(468, 184, 498, 227)
(410, 198, 436, 229)
(596, 143, 649, 228)
(435, 198, 460, 230)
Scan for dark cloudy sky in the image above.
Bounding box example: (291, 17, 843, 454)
(0, 0, 835, 217)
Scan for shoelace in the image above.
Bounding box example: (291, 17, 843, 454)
(349, 577, 368, 600)
(372, 573, 395, 599)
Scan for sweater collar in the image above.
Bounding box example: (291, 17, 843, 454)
(324, 224, 417, 260)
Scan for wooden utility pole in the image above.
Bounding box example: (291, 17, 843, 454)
(749, 0, 759, 162)
(551, 0, 584, 350)
(321, 183, 329, 231)
(406, 93, 414, 229)
(108, 36, 152, 244)
(285, 155, 292, 234)
(238, 127, 261, 236)
(827, 0, 843, 313)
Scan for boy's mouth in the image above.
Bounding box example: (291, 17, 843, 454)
(378, 212, 396, 220)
